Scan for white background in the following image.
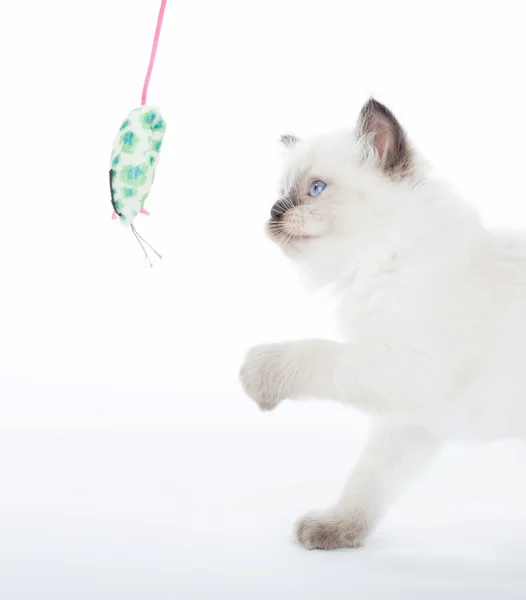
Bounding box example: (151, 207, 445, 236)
(1, 0, 526, 597)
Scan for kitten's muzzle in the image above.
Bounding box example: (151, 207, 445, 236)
(270, 198, 288, 221)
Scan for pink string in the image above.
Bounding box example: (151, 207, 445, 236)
(141, 0, 168, 106)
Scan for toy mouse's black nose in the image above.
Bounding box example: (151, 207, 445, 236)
(270, 198, 287, 221)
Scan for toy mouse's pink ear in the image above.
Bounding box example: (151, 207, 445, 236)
(356, 98, 413, 179)
(112, 208, 150, 220)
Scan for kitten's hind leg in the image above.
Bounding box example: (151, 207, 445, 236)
(296, 420, 442, 550)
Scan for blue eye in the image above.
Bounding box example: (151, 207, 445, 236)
(309, 180, 327, 197)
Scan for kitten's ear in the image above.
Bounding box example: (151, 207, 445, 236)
(280, 134, 299, 148)
(356, 98, 412, 178)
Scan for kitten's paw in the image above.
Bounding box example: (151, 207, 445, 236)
(296, 511, 370, 550)
(239, 343, 291, 411)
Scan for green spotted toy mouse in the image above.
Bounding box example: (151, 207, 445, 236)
(108, 0, 168, 265)
(109, 106, 166, 226)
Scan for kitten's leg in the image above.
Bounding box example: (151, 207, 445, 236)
(239, 339, 441, 414)
(240, 339, 354, 411)
(296, 420, 441, 550)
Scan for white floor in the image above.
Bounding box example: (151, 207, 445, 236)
(2, 381, 526, 599)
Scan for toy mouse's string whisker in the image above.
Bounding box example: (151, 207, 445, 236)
(131, 225, 154, 267)
(131, 224, 163, 260)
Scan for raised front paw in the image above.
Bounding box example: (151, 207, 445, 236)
(296, 511, 371, 550)
(239, 343, 292, 411)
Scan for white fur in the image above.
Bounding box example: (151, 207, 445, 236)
(239, 100, 526, 549)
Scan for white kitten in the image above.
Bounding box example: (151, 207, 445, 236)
(239, 99, 526, 550)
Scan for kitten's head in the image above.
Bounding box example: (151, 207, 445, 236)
(267, 99, 423, 260)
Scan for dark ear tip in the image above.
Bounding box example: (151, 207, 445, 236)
(280, 134, 299, 148)
(362, 97, 391, 117)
